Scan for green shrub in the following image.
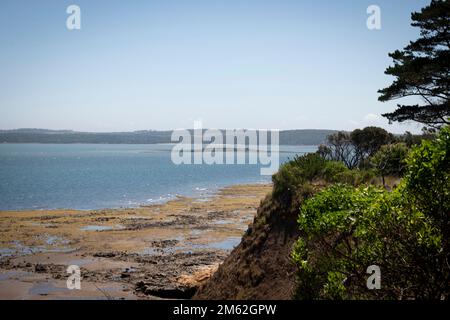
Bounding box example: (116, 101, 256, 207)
(272, 152, 377, 208)
(290, 153, 327, 181)
(272, 153, 326, 208)
(292, 127, 450, 299)
(322, 161, 348, 182)
(403, 126, 450, 236)
(322, 161, 376, 186)
(292, 184, 444, 299)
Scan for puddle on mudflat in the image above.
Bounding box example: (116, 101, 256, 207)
(44, 235, 69, 246)
(212, 220, 231, 225)
(191, 237, 241, 251)
(0, 270, 34, 281)
(142, 236, 242, 255)
(211, 237, 241, 250)
(80, 225, 113, 231)
(0, 248, 15, 258)
(0, 240, 75, 258)
(46, 236, 59, 245)
(28, 281, 71, 296)
(80, 224, 124, 231)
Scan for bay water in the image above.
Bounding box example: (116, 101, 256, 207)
(0, 144, 317, 210)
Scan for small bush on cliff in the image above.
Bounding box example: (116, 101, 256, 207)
(272, 153, 325, 208)
(322, 161, 377, 185)
(292, 127, 450, 299)
(272, 153, 376, 209)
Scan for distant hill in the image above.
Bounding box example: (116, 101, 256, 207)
(279, 129, 336, 145)
(0, 129, 336, 145)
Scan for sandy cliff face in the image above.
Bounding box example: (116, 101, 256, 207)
(194, 195, 300, 300)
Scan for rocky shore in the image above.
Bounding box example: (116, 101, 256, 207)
(0, 184, 271, 299)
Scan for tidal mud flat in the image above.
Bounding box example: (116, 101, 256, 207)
(0, 184, 271, 300)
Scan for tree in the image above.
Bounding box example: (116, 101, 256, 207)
(319, 127, 393, 169)
(378, 0, 450, 128)
(321, 131, 359, 169)
(371, 142, 409, 186)
(351, 127, 394, 161)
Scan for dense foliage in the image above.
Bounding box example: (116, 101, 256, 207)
(403, 126, 450, 243)
(272, 153, 325, 209)
(351, 127, 394, 160)
(291, 127, 450, 299)
(272, 153, 375, 210)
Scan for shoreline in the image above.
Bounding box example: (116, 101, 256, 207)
(0, 183, 272, 300)
(0, 181, 271, 213)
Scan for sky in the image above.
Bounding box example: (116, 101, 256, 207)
(0, 0, 430, 133)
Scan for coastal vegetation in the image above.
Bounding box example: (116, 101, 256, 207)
(289, 126, 449, 299)
(198, 0, 449, 300)
(286, 0, 449, 298)
(196, 126, 448, 300)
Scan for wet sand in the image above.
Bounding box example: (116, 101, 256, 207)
(0, 184, 271, 300)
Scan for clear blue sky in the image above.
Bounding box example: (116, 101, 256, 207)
(0, 0, 430, 133)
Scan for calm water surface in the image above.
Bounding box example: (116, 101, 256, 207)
(0, 144, 317, 210)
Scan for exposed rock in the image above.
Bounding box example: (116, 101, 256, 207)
(93, 252, 116, 258)
(34, 264, 47, 273)
(136, 281, 197, 299)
